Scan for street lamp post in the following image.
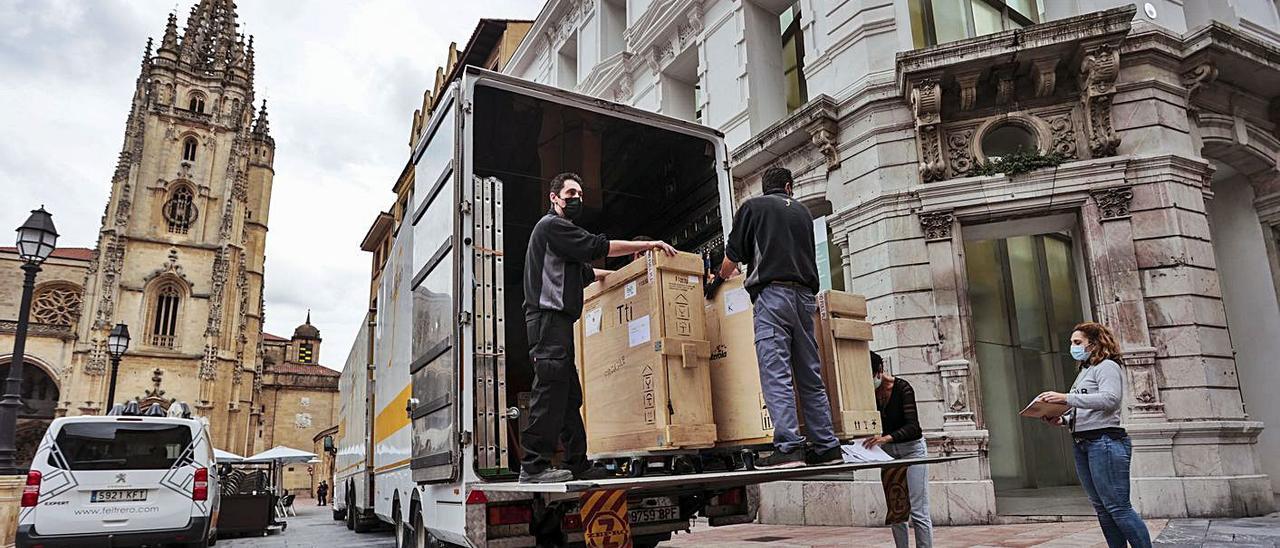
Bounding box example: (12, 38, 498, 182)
(0, 208, 58, 476)
(105, 324, 131, 411)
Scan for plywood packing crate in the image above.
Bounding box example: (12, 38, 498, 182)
(706, 278, 881, 447)
(576, 251, 717, 456)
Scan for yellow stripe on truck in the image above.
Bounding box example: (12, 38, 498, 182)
(374, 383, 413, 445)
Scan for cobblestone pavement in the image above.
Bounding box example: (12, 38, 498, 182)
(218, 498, 394, 548)
(1154, 514, 1280, 547)
(662, 519, 1169, 547)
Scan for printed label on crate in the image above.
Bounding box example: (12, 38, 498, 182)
(759, 393, 773, 431)
(627, 315, 651, 347)
(624, 281, 638, 299)
(724, 287, 751, 316)
(689, 274, 700, 285)
(641, 364, 656, 425)
(584, 307, 603, 337)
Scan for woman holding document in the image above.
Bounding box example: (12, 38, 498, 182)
(864, 351, 932, 548)
(1037, 322, 1152, 548)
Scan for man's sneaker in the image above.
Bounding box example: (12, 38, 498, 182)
(754, 449, 806, 470)
(805, 446, 843, 466)
(519, 468, 574, 483)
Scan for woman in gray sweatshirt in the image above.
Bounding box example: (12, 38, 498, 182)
(1037, 321, 1152, 548)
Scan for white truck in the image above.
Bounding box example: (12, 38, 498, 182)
(334, 67, 954, 547)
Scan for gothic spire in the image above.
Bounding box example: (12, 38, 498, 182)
(141, 37, 153, 67)
(178, 0, 241, 74)
(159, 11, 179, 54)
(252, 99, 271, 138)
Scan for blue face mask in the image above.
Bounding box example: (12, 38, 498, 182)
(1070, 344, 1090, 362)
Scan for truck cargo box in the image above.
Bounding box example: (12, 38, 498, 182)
(577, 251, 718, 456)
(706, 277, 881, 447)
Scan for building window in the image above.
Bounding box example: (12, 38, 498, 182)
(182, 137, 197, 162)
(781, 4, 808, 113)
(148, 282, 182, 348)
(164, 186, 199, 234)
(31, 283, 82, 326)
(981, 122, 1038, 161)
(661, 47, 700, 122)
(298, 343, 314, 364)
(910, 0, 1042, 48)
(188, 92, 206, 113)
(601, 0, 627, 59)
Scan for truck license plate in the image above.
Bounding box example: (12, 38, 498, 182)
(628, 505, 678, 524)
(91, 489, 147, 503)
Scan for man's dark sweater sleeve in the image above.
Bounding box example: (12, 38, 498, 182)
(545, 217, 609, 263)
(724, 203, 752, 264)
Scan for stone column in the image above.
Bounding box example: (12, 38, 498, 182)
(918, 210, 978, 432)
(0, 474, 22, 548)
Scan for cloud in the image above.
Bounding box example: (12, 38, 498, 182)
(0, 0, 542, 368)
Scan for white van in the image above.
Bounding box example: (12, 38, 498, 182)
(17, 415, 220, 548)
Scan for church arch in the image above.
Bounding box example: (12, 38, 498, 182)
(164, 182, 199, 234)
(182, 136, 198, 162)
(188, 90, 206, 113)
(144, 276, 189, 349)
(0, 355, 61, 470)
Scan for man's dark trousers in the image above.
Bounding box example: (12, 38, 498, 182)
(520, 310, 588, 474)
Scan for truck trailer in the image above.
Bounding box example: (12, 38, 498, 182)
(334, 67, 955, 547)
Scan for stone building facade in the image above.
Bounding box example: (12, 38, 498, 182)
(0, 0, 276, 457)
(505, 0, 1280, 522)
(0, 248, 93, 467)
(254, 316, 340, 495)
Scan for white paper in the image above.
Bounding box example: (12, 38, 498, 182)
(840, 441, 894, 464)
(624, 281, 638, 299)
(584, 308, 603, 337)
(627, 315, 651, 347)
(723, 287, 751, 316)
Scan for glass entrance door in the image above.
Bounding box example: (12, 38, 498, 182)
(965, 233, 1084, 492)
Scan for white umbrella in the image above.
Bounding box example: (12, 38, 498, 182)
(244, 446, 317, 464)
(214, 448, 245, 463)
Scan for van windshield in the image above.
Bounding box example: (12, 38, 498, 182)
(51, 422, 193, 471)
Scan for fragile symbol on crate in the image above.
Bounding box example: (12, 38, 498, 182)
(642, 365, 656, 425)
(675, 319, 692, 337)
(674, 294, 690, 320)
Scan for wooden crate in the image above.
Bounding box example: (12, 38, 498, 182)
(576, 251, 717, 456)
(814, 291, 882, 439)
(706, 278, 881, 447)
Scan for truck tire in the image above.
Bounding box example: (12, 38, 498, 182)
(333, 506, 346, 521)
(353, 507, 376, 533)
(345, 495, 356, 530)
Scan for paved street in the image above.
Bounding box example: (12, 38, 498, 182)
(218, 497, 394, 548)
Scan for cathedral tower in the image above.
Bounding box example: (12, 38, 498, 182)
(67, 0, 275, 453)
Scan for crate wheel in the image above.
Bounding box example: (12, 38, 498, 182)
(627, 457, 647, 477)
(739, 449, 757, 471)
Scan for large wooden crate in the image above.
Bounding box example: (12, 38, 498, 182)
(576, 252, 718, 456)
(706, 278, 880, 447)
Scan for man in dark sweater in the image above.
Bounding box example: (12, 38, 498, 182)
(520, 172, 676, 483)
(718, 166, 841, 469)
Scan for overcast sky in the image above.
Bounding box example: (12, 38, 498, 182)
(0, 0, 543, 369)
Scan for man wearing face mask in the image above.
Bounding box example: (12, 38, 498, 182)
(718, 166, 842, 469)
(520, 172, 677, 483)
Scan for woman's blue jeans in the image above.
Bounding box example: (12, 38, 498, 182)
(1073, 435, 1152, 548)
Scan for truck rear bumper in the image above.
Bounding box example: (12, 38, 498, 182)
(17, 516, 211, 548)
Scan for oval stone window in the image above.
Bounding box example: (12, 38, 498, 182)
(981, 123, 1038, 161)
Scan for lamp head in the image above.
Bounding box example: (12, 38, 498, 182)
(107, 323, 131, 357)
(15, 207, 58, 265)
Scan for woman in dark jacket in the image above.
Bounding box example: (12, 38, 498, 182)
(1038, 321, 1151, 548)
(864, 351, 931, 548)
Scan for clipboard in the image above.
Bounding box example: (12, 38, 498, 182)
(1019, 399, 1069, 419)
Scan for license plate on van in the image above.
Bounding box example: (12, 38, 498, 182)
(91, 489, 147, 503)
(628, 505, 678, 524)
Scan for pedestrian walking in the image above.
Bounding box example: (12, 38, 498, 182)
(1038, 321, 1152, 548)
(718, 166, 841, 469)
(316, 480, 328, 506)
(519, 172, 677, 483)
(862, 351, 932, 548)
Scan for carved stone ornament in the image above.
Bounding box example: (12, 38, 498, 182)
(955, 71, 981, 111)
(911, 78, 945, 182)
(1091, 186, 1134, 220)
(85, 338, 107, 376)
(1032, 58, 1058, 98)
(919, 211, 954, 241)
(1121, 347, 1164, 420)
(947, 128, 975, 176)
(995, 69, 1016, 106)
(1079, 43, 1121, 157)
(1046, 113, 1078, 158)
(613, 71, 634, 103)
(937, 360, 977, 430)
(1181, 62, 1218, 111)
(807, 118, 841, 170)
(199, 344, 218, 380)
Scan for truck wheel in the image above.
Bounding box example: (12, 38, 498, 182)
(353, 506, 375, 533)
(332, 506, 346, 521)
(345, 496, 356, 530)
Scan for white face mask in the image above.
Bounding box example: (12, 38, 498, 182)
(873, 375, 884, 389)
